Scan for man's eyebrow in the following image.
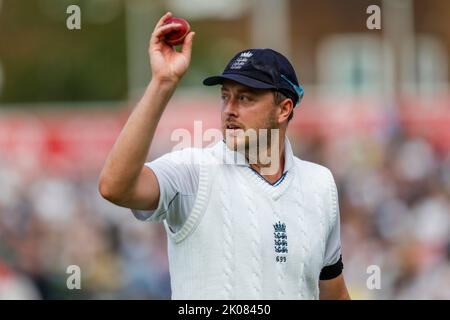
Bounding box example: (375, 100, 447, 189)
(221, 86, 262, 95)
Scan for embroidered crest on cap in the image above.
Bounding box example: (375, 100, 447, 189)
(230, 51, 253, 70)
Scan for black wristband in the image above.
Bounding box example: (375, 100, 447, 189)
(319, 255, 343, 280)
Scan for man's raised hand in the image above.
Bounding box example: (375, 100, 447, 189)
(149, 12, 195, 84)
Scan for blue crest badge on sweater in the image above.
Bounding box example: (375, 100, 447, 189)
(273, 221, 288, 263)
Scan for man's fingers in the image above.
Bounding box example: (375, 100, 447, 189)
(155, 12, 172, 29)
(181, 32, 195, 59)
(150, 23, 183, 45)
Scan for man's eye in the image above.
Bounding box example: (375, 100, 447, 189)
(221, 95, 229, 101)
(239, 95, 251, 102)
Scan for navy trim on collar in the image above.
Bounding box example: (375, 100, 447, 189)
(248, 166, 288, 187)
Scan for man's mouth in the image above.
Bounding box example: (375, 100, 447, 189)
(226, 124, 242, 130)
(225, 124, 245, 137)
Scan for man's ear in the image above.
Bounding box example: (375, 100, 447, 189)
(278, 98, 294, 123)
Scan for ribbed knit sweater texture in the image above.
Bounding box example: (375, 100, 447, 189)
(164, 142, 338, 300)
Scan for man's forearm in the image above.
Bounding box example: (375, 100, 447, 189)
(319, 275, 351, 300)
(99, 79, 177, 198)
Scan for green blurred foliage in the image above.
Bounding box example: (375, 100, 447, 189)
(0, 0, 128, 104)
(0, 0, 249, 105)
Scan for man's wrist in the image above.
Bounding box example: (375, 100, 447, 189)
(140, 77, 178, 113)
(150, 75, 180, 89)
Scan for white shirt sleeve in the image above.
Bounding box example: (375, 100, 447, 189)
(323, 174, 342, 267)
(131, 148, 201, 232)
(323, 210, 342, 267)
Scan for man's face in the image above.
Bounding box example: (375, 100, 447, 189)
(220, 80, 279, 153)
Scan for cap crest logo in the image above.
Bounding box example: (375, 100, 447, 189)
(240, 51, 253, 58)
(230, 51, 253, 70)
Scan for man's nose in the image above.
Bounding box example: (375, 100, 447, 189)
(223, 97, 239, 117)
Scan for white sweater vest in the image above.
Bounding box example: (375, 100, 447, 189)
(163, 142, 338, 300)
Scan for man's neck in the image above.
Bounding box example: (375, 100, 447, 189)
(248, 137, 286, 185)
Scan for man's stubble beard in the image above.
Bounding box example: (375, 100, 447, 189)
(224, 113, 280, 161)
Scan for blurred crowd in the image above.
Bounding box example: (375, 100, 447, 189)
(0, 162, 171, 299)
(1, 122, 449, 300)
(297, 124, 450, 299)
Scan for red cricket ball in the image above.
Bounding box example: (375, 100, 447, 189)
(163, 17, 190, 46)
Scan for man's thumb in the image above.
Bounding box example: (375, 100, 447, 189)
(181, 31, 195, 58)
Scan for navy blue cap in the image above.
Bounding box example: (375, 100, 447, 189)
(203, 48, 304, 106)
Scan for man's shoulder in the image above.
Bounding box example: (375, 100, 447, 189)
(292, 157, 338, 215)
(160, 142, 221, 165)
(163, 148, 205, 163)
(292, 156, 334, 182)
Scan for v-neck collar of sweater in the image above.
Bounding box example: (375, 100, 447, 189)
(210, 137, 296, 200)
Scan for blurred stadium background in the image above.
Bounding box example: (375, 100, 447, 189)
(1, 0, 449, 299)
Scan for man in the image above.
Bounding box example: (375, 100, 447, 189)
(99, 12, 350, 300)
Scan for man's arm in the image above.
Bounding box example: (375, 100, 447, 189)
(319, 274, 351, 300)
(98, 12, 195, 210)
